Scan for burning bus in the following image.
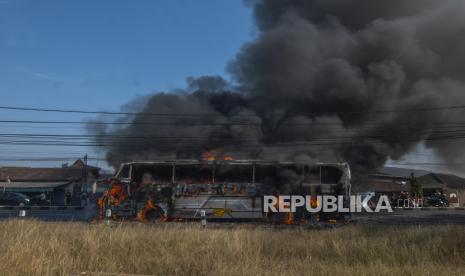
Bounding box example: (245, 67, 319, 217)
(98, 160, 351, 223)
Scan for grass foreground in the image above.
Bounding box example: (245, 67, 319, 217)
(0, 220, 464, 275)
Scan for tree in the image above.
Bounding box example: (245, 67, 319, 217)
(410, 173, 423, 198)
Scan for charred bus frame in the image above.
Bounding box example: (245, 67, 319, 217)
(109, 160, 351, 222)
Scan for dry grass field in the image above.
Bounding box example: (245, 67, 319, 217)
(0, 219, 464, 276)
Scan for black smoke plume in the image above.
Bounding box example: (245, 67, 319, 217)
(89, 0, 465, 173)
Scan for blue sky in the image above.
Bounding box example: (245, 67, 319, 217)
(0, 0, 445, 174)
(0, 0, 254, 169)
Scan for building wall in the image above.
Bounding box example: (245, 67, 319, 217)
(445, 188, 465, 207)
(51, 188, 67, 205)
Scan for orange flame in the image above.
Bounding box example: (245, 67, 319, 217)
(274, 193, 294, 225)
(284, 212, 294, 225)
(98, 180, 128, 219)
(310, 195, 319, 209)
(138, 198, 155, 222)
(202, 150, 216, 161)
(202, 150, 235, 161)
(138, 198, 167, 222)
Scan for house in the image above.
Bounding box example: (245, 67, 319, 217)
(354, 167, 429, 195)
(0, 159, 100, 204)
(361, 167, 465, 207)
(418, 173, 465, 207)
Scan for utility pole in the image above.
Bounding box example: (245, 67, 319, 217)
(84, 154, 88, 193)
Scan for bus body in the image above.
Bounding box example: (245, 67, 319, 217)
(100, 160, 351, 222)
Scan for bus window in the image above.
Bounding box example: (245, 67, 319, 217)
(215, 164, 253, 183)
(254, 164, 302, 184)
(117, 164, 130, 179)
(131, 164, 173, 184)
(320, 166, 343, 184)
(175, 164, 213, 184)
(305, 166, 320, 184)
(305, 166, 343, 184)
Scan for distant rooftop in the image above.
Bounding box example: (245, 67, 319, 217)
(367, 167, 465, 191)
(0, 159, 100, 182)
(378, 167, 432, 178)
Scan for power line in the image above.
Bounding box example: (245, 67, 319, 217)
(1, 103, 465, 117)
(0, 126, 464, 141)
(0, 105, 233, 117)
(5, 119, 465, 127)
(0, 157, 464, 169)
(0, 132, 465, 148)
(1, 104, 465, 167)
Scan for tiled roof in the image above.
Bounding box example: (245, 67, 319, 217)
(0, 166, 99, 182)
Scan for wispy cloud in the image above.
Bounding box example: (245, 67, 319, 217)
(28, 71, 83, 82)
(18, 67, 107, 83)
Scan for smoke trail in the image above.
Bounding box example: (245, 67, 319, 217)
(89, 0, 465, 173)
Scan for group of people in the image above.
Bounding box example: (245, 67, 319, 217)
(63, 191, 90, 206)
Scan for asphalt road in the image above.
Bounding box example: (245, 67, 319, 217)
(352, 209, 465, 225)
(0, 206, 464, 225)
(0, 206, 97, 221)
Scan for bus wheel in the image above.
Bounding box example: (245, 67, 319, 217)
(145, 206, 167, 222)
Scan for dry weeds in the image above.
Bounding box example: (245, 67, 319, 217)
(0, 219, 463, 275)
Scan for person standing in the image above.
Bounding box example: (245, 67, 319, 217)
(65, 191, 72, 206)
(80, 192, 87, 207)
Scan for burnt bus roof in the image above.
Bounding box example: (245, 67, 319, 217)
(115, 160, 351, 188)
(118, 160, 348, 167)
(116, 160, 350, 179)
